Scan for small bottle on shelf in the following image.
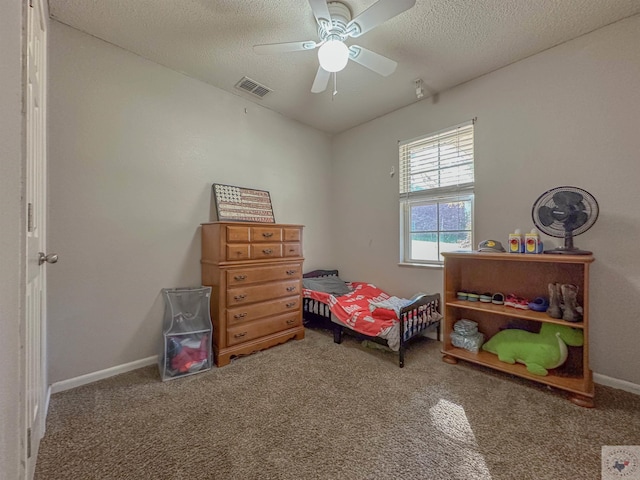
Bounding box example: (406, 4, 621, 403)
(508, 229, 525, 253)
(525, 228, 544, 254)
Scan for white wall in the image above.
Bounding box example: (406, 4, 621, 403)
(332, 15, 640, 385)
(47, 22, 334, 383)
(0, 1, 23, 478)
(47, 14, 640, 387)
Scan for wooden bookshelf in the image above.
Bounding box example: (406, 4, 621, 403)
(441, 251, 595, 407)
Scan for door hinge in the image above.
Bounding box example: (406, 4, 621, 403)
(27, 203, 33, 233)
(27, 428, 32, 458)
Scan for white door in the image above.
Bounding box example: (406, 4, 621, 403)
(24, 0, 50, 477)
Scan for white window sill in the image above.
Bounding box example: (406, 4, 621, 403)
(398, 262, 444, 269)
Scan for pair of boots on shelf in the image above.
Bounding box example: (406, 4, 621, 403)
(548, 283, 583, 322)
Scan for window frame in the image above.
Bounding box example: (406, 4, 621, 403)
(399, 120, 475, 267)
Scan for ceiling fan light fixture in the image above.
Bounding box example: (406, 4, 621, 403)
(317, 38, 349, 72)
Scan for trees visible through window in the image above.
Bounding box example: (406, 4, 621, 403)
(399, 121, 475, 265)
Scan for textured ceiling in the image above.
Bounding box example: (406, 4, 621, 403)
(48, 0, 640, 134)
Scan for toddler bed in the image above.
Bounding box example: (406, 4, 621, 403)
(302, 270, 442, 367)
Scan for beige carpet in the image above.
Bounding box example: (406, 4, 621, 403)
(35, 328, 640, 480)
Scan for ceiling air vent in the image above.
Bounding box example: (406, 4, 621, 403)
(235, 76, 272, 98)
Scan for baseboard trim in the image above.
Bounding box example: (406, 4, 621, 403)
(594, 373, 640, 396)
(46, 356, 640, 397)
(50, 355, 158, 394)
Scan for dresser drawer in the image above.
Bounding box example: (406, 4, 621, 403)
(227, 264, 301, 286)
(227, 279, 300, 306)
(283, 228, 301, 242)
(226, 295, 300, 326)
(250, 243, 282, 260)
(251, 226, 282, 242)
(226, 244, 250, 261)
(226, 226, 250, 242)
(226, 312, 301, 346)
(283, 243, 301, 257)
(226, 243, 284, 261)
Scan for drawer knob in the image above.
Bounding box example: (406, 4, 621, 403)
(234, 313, 247, 319)
(286, 286, 296, 292)
(234, 294, 247, 301)
(262, 232, 273, 238)
(286, 302, 296, 308)
(234, 274, 247, 281)
(286, 319, 296, 325)
(234, 332, 247, 339)
(286, 269, 296, 275)
(263, 248, 273, 254)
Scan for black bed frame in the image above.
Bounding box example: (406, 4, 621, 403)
(302, 269, 442, 368)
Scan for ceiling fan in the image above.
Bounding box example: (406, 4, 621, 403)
(253, 0, 416, 94)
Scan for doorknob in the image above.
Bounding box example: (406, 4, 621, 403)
(38, 252, 58, 265)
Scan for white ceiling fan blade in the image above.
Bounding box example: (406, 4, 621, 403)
(347, 0, 416, 38)
(311, 66, 331, 93)
(308, 0, 332, 25)
(348, 45, 397, 76)
(254, 41, 318, 55)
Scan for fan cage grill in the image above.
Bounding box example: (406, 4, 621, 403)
(531, 186, 599, 239)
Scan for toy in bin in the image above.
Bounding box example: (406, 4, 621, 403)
(166, 335, 210, 374)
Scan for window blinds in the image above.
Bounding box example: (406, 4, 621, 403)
(399, 120, 474, 198)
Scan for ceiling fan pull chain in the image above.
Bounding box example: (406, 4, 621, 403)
(333, 73, 338, 97)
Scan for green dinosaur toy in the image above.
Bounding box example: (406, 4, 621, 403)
(481, 323, 584, 376)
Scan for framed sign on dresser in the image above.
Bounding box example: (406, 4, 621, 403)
(201, 221, 305, 366)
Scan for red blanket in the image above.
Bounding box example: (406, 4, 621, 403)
(303, 282, 398, 337)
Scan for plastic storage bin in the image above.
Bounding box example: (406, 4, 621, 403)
(159, 286, 213, 381)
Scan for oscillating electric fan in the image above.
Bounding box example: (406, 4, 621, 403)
(531, 186, 599, 255)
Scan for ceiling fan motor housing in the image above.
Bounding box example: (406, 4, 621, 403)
(318, 2, 353, 41)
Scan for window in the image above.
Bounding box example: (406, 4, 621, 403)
(399, 120, 475, 265)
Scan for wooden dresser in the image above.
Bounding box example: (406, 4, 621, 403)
(201, 222, 305, 366)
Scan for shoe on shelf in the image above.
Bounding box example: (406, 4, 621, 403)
(514, 297, 530, 310)
(561, 284, 583, 322)
(504, 294, 519, 308)
(528, 296, 549, 312)
(547, 283, 563, 318)
(505, 294, 530, 309)
(467, 292, 480, 302)
(479, 292, 492, 303)
(492, 293, 505, 305)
